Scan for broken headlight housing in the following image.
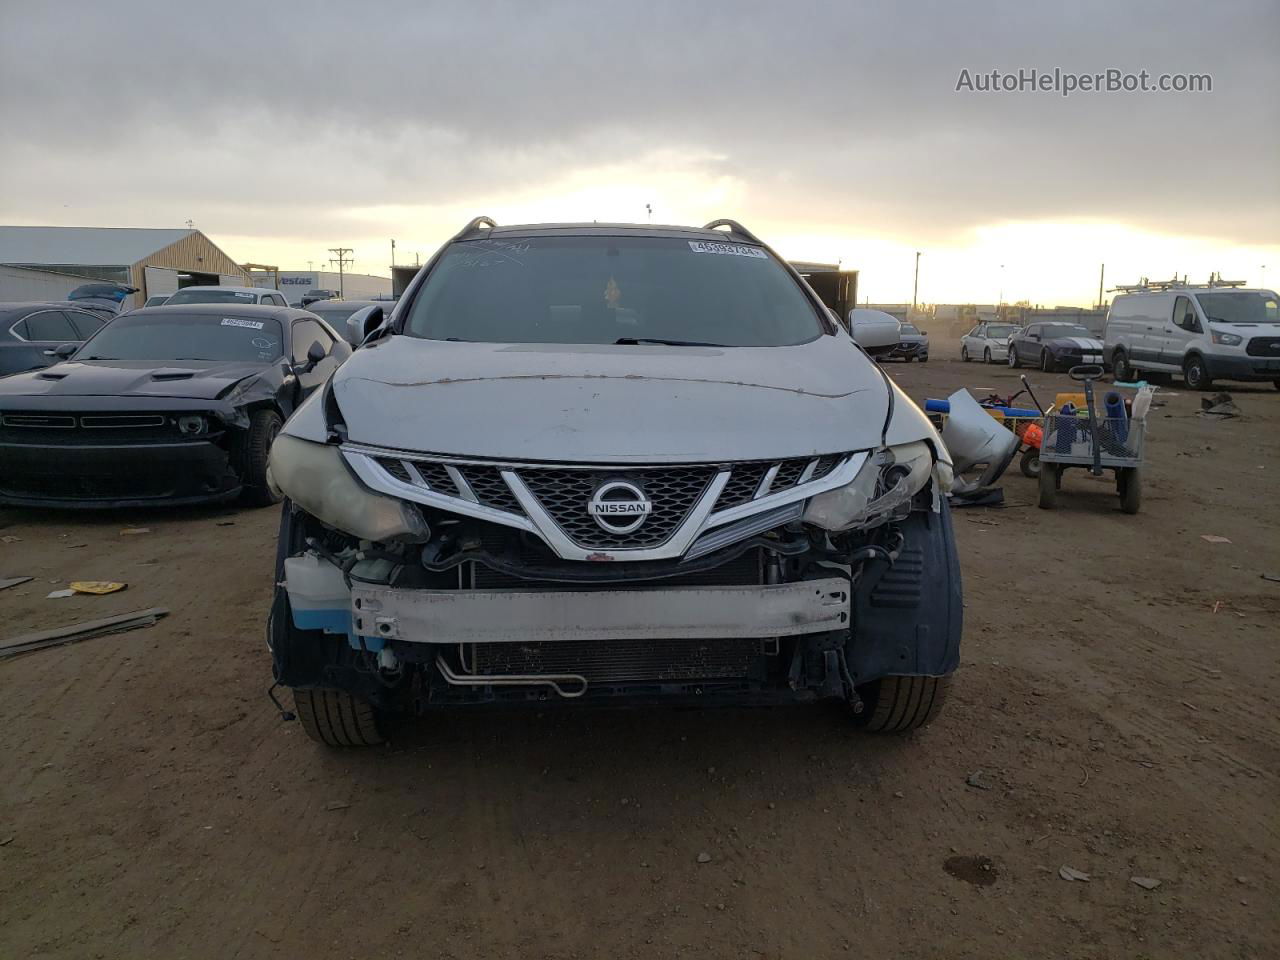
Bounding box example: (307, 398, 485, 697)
(267, 434, 429, 543)
(802, 441, 934, 532)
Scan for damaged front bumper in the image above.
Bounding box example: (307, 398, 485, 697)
(0, 398, 247, 508)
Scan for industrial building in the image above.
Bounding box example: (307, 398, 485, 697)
(250, 270, 391, 306)
(0, 226, 251, 310)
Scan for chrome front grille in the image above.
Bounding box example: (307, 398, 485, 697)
(519, 466, 715, 549)
(352, 447, 864, 562)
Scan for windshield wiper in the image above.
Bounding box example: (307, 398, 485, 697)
(614, 337, 728, 347)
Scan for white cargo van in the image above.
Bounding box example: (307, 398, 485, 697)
(1104, 279, 1280, 390)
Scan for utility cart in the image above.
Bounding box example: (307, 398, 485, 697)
(1038, 365, 1145, 514)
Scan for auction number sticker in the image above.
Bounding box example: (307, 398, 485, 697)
(221, 317, 265, 329)
(688, 240, 767, 259)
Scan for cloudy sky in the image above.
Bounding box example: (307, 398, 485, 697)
(2, 0, 1276, 304)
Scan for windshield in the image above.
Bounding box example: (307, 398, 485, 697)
(900, 323, 920, 334)
(402, 235, 823, 347)
(1042, 324, 1092, 338)
(989, 323, 1018, 338)
(1196, 291, 1279, 324)
(167, 288, 260, 305)
(75, 313, 283, 363)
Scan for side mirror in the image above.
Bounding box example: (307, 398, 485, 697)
(54, 342, 78, 359)
(345, 305, 385, 346)
(307, 340, 327, 364)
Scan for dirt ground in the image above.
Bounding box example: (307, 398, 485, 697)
(1, 358, 1277, 960)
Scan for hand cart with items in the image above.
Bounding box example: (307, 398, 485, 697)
(1037, 365, 1149, 514)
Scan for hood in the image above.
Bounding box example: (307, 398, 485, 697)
(322, 335, 933, 463)
(1047, 336, 1103, 350)
(0, 359, 275, 402)
(899, 333, 928, 345)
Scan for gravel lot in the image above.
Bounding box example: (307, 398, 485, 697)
(1, 359, 1277, 959)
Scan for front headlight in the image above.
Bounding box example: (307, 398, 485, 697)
(1211, 331, 1242, 346)
(267, 434, 429, 542)
(803, 441, 934, 532)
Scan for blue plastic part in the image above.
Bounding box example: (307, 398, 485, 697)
(292, 607, 352, 636)
(925, 398, 950, 413)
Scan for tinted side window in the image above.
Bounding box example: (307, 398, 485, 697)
(291, 319, 332, 360)
(24, 310, 78, 342)
(67, 311, 107, 339)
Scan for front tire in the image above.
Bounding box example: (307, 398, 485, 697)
(1041, 349, 1054, 372)
(961, 346, 970, 362)
(294, 688, 386, 747)
(1019, 447, 1041, 478)
(1009, 346, 1021, 368)
(854, 675, 951, 733)
(237, 409, 283, 506)
(1112, 349, 1136, 383)
(1183, 355, 1212, 391)
(983, 348, 992, 364)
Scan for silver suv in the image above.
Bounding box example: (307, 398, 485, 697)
(265, 218, 962, 746)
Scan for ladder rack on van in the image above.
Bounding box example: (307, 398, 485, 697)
(1112, 272, 1249, 294)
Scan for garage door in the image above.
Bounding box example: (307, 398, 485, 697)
(144, 266, 180, 299)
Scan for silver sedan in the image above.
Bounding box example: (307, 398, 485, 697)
(960, 321, 1021, 364)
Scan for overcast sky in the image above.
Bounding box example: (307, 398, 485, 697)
(2, 0, 1277, 304)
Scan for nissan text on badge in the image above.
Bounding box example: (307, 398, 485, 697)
(264, 217, 963, 747)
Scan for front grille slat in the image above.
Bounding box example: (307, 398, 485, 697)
(518, 466, 713, 550)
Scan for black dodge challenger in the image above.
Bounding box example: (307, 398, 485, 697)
(0, 303, 350, 508)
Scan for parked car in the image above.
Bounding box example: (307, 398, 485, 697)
(143, 295, 170, 308)
(165, 285, 290, 307)
(0, 302, 110, 377)
(0, 304, 349, 508)
(1105, 283, 1280, 390)
(65, 282, 139, 317)
(300, 288, 340, 308)
(888, 322, 929, 362)
(845, 308, 901, 359)
(960, 321, 1020, 364)
(266, 217, 962, 747)
(1008, 321, 1104, 372)
(304, 299, 394, 343)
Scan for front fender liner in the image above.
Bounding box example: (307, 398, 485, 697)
(846, 499, 962, 684)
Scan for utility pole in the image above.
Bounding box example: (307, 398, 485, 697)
(390, 239, 396, 269)
(912, 251, 921, 309)
(1097, 263, 1105, 309)
(998, 264, 1005, 311)
(328, 247, 353, 299)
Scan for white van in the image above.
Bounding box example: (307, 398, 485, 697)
(1104, 280, 1280, 390)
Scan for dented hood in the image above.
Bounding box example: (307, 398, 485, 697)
(323, 335, 925, 463)
(0, 359, 275, 401)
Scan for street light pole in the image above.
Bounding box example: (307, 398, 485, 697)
(912, 251, 921, 310)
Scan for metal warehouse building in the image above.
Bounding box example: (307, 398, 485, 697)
(0, 226, 251, 310)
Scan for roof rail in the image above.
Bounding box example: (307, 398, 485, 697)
(454, 216, 497, 240)
(703, 219, 763, 245)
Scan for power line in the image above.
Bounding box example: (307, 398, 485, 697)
(328, 247, 353, 299)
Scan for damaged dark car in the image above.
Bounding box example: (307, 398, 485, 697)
(0, 304, 349, 508)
